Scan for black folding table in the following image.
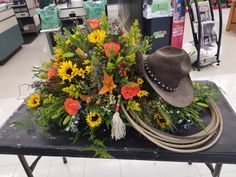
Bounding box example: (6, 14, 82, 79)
(0, 81, 236, 177)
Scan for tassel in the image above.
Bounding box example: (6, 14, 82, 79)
(111, 95, 126, 140)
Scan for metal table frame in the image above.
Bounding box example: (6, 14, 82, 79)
(16, 155, 223, 177)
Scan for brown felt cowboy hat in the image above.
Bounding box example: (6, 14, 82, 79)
(137, 46, 194, 108)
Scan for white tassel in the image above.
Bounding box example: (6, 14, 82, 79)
(111, 96, 126, 140)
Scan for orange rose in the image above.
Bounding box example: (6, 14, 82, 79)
(121, 83, 140, 100)
(47, 67, 57, 80)
(87, 18, 101, 30)
(103, 42, 121, 58)
(64, 98, 80, 115)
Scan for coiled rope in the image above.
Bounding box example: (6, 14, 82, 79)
(121, 99, 223, 153)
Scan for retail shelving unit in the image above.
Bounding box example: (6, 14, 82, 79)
(12, 0, 40, 34)
(186, 0, 223, 71)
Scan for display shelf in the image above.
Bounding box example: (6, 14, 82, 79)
(186, 0, 223, 71)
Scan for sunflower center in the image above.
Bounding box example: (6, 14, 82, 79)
(159, 118, 166, 124)
(33, 98, 38, 104)
(91, 114, 99, 122)
(66, 68, 72, 75)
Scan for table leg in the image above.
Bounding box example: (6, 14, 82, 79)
(17, 155, 34, 177)
(205, 163, 223, 177)
(62, 156, 68, 164)
(213, 163, 223, 177)
(205, 163, 215, 175)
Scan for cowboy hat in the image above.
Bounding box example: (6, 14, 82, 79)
(136, 46, 194, 108)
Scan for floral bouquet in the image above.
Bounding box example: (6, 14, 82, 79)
(27, 14, 150, 139)
(25, 13, 218, 155)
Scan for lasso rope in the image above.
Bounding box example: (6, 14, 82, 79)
(121, 99, 223, 153)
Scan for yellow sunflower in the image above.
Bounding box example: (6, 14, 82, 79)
(86, 112, 102, 128)
(88, 30, 106, 44)
(153, 113, 169, 129)
(58, 60, 79, 82)
(27, 93, 41, 109)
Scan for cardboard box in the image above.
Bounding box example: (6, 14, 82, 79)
(23, 24, 37, 33)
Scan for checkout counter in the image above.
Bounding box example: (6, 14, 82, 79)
(0, 6, 24, 65)
(57, 1, 86, 27)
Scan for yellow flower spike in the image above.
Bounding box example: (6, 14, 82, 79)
(137, 90, 149, 97)
(86, 112, 102, 128)
(78, 68, 86, 78)
(62, 84, 79, 99)
(137, 77, 144, 85)
(82, 59, 90, 65)
(85, 65, 94, 73)
(65, 39, 71, 45)
(128, 100, 141, 112)
(88, 29, 106, 44)
(55, 48, 64, 59)
(58, 60, 79, 82)
(27, 93, 41, 109)
(72, 34, 77, 39)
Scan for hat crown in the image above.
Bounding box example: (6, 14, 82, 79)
(146, 46, 191, 90)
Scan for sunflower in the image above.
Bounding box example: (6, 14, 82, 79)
(58, 61, 79, 82)
(88, 29, 106, 44)
(27, 93, 41, 109)
(153, 113, 169, 129)
(86, 112, 102, 128)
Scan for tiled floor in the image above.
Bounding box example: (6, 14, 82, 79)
(0, 5, 236, 177)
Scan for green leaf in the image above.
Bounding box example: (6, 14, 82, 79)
(63, 115, 71, 125)
(63, 53, 75, 58)
(105, 118, 112, 128)
(196, 102, 209, 108)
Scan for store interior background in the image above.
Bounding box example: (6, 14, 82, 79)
(0, 0, 236, 177)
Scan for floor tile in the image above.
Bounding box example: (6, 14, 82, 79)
(84, 158, 121, 177)
(201, 171, 236, 177)
(156, 161, 201, 177)
(48, 157, 85, 177)
(13, 160, 52, 177)
(0, 155, 19, 166)
(0, 165, 18, 177)
(120, 159, 160, 177)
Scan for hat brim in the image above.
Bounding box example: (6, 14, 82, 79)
(136, 52, 194, 108)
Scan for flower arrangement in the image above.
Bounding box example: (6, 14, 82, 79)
(24, 13, 217, 156)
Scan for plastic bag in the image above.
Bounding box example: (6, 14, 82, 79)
(83, 0, 107, 19)
(37, 4, 61, 30)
